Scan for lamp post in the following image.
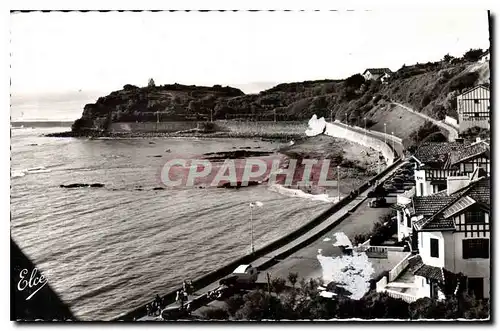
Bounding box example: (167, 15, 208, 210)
(364, 117, 367, 142)
(391, 131, 395, 151)
(249, 201, 263, 254)
(337, 166, 341, 202)
(210, 109, 213, 123)
(377, 153, 380, 174)
(384, 123, 387, 145)
(345, 113, 348, 125)
(330, 109, 333, 123)
(250, 206, 254, 253)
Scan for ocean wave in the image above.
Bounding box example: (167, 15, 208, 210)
(267, 184, 339, 203)
(11, 166, 52, 178)
(11, 171, 26, 178)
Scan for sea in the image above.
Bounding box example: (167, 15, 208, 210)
(10, 126, 336, 320)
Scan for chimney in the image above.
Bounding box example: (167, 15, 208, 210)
(447, 175, 470, 195)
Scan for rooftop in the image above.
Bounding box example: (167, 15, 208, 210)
(363, 68, 393, 75)
(414, 141, 489, 169)
(412, 195, 457, 216)
(414, 264, 444, 282)
(415, 176, 490, 230)
(448, 141, 489, 166)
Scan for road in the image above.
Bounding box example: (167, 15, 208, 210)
(256, 192, 398, 284)
(136, 159, 407, 321)
(392, 102, 459, 142)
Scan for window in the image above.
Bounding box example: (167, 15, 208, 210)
(474, 112, 480, 118)
(463, 239, 489, 259)
(464, 163, 474, 172)
(437, 183, 447, 191)
(430, 238, 439, 258)
(465, 210, 485, 224)
(419, 183, 424, 196)
(474, 99, 479, 104)
(407, 215, 411, 228)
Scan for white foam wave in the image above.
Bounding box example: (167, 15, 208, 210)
(11, 170, 26, 178)
(268, 184, 339, 203)
(12, 166, 51, 178)
(305, 114, 327, 137)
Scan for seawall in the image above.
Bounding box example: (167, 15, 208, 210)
(326, 121, 395, 165)
(109, 121, 198, 133)
(108, 120, 308, 136)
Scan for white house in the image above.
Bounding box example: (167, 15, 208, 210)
(479, 49, 490, 63)
(390, 172, 490, 300)
(362, 68, 393, 81)
(457, 85, 490, 133)
(412, 141, 489, 197)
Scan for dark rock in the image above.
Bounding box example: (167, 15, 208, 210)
(203, 149, 271, 160)
(217, 180, 260, 189)
(90, 183, 105, 188)
(153, 187, 165, 190)
(60, 183, 89, 188)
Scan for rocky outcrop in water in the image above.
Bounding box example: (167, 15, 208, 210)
(203, 150, 272, 161)
(60, 183, 105, 188)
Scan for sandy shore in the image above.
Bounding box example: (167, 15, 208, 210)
(278, 135, 385, 197)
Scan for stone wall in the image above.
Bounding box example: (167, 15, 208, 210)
(109, 121, 198, 133)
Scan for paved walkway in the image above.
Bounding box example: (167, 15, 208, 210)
(392, 102, 459, 142)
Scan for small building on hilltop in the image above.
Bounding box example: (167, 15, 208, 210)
(479, 49, 490, 63)
(457, 85, 490, 133)
(362, 68, 393, 82)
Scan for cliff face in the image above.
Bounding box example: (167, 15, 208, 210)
(72, 55, 489, 133)
(72, 84, 245, 131)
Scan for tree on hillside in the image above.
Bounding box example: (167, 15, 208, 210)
(344, 74, 365, 89)
(463, 48, 483, 62)
(148, 78, 156, 87)
(443, 54, 454, 63)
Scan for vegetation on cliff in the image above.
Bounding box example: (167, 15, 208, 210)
(72, 48, 489, 138)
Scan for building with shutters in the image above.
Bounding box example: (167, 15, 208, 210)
(457, 85, 490, 133)
(362, 68, 393, 81)
(388, 171, 490, 301)
(411, 140, 489, 197)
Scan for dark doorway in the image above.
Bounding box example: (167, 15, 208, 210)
(468, 277, 484, 299)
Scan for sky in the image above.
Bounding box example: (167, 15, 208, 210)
(10, 10, 490, 120)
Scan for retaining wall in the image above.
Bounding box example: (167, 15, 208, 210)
(388, 252, 412, 282)
(115, 157, 403, 321)
(218, 120, 307, 136)
(326, 121, 395, 165)
(109, 121, 198, 133)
